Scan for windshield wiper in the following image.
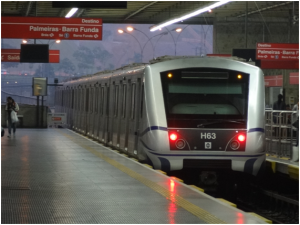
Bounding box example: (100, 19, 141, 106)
(197, 120, 245, 128)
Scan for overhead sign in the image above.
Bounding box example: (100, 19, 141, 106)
(1, 49, 60, 63)
(256, 43, 299, 60)
(1, 17, 102, 40)
(264, 75, 283, 87)
(260, 60, 299, 69)
(290, 72, 299, 85)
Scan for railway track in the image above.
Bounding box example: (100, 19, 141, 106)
(168, 168, 299, 224)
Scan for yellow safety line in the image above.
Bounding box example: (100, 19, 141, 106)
(189, 185, 205, 193)
(248, 212, 272, 224)
(288, 165, 299, 180)
(59, 130, 226, 224)
(217, 198, 237, 208)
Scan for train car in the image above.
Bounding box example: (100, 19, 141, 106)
(55, 56, 265, 176)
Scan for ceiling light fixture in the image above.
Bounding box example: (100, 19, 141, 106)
(150, 0, 230, 32)
(65, 8, 78, 18)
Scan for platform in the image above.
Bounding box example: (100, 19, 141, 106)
(1, 129, 267, 224)
(266, 155, 299, 180)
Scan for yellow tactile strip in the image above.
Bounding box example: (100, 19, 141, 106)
(60, 130, 226, 224)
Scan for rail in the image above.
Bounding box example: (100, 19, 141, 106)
(265, 110, 298, 159)
(1, 90, 46, 105)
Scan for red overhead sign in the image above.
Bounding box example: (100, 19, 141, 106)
(1, 49, 60, 63)
(264, 75, 283, 87)
(290, 72, 299, 85)
(256, 43, 299, 60)
(1, 17, 102, 40)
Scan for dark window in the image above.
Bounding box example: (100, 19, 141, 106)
(140, 84, 144, 118)
(101, 87, 104, 115)
(86, 88, 89, 113)
(95, 87, 99, 113)
(114, 85, 119, 117)
(122, 84, 127, 118)
(131, 83, 136, 120)
(160, 68, 249, 128)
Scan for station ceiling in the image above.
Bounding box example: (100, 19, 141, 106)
(1, 1, 298, 25)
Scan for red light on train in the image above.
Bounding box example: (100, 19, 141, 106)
(169, 133, 178, 141)
(238, 134, 246, 142)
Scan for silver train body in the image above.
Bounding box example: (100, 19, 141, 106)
(55, 57, 266, 176)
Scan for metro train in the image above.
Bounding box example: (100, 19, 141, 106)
(55, 56, 266, 176)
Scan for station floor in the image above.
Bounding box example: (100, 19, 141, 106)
(1, 129, 267, 224)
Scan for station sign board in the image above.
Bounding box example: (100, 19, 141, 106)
(256, 43, 299, 61)
(1, 49, 60, 63)
(47, 113, 67, 126)
(1, 17, 102, 40)
(289, 72, 299, 85)
(264, 75, 283, 87)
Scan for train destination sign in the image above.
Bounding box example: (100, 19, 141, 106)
(1, 49, 60, 63)
(256, 43, 299, 61)
(1, 17, 102, 40)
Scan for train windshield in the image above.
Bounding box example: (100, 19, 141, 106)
(160, 68, 249, 128)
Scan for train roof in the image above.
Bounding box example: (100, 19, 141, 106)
(64, 55, 248, 83)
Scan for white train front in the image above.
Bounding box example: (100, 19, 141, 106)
(56, 56, 266, 176)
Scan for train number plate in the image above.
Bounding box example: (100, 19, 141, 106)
(200, 132, 216, 139)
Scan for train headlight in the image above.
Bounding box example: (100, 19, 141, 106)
(175, 139, 186, 149)
(230, 141, 240, 150)
(238, 134, 246, 142)
(168, 73, 173, 78)
(237, 74, 242, 79)
(169, 133, 178, 141)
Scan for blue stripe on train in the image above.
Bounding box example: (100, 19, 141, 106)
(139, 126, 168, 137)
(248, 128, 265, 133)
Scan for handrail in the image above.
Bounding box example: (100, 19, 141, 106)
(265, 109, 298, 160)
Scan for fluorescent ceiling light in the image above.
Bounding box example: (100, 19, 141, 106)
(150, 0, 231, 31)
(65, 8, 78, 18)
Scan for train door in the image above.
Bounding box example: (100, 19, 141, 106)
(84, 87, 89, 135)
(71, 88, 75, 127)
(99, 84, 109, 143)
(88, 86, 94, 137)
(94, 85, 101, 140)
(74, 88, 79, 129)
(127, 78, 141, 156)
(110, 80, 121, 148)
(119, 81, 129, 152)
(80, 87, 85, 133)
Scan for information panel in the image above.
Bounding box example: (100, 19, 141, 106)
(1, 17, 102, 40)
(1, 49, 59, 63)
(256, 43, 299, 60)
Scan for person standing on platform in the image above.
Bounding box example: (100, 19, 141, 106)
(272, 94, 286, 123)
(5, 97, 19, 138)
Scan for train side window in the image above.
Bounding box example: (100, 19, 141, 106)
(114, 85, 119, 117)
(131, 83, 136, 120)
(122, 84, 127, 118)
(100, 87, 104, 115)
(90, 88, 94, 113)
(106, 86, 110, 116)
(86, 88, 89, 113)
(81, 89, 84, 112)
(140, 84, 144, 118)
(71, 89, 74, 109)
(95, 87, 99, 113)
(61, 90, 64, 107)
